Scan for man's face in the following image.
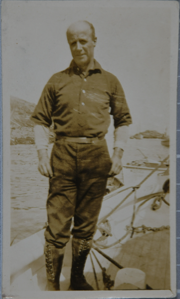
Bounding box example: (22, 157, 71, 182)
(67, 23, 96, 68)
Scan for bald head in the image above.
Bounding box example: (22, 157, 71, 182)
(66, 20, 97, 70)
(66, 20, 96, 41)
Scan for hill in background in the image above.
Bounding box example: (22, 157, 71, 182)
(130, 130, 167, 139)
(10, 96, 55, 145)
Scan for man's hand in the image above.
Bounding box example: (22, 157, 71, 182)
(108, 147, 124, 177)
(37, 149, 53, 178)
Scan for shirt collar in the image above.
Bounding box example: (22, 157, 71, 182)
(69, 59, 102, 74)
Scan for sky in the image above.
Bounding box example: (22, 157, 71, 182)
(2, 1, 176, 136)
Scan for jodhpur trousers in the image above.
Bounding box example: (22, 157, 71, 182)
(44, 138, 112, 248)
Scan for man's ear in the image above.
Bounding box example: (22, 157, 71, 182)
(93, 37, 97, 47)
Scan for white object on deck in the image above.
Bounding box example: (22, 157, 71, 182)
(114, 268, 146, 290)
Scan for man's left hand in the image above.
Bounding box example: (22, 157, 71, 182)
(108, 147, 124, 177)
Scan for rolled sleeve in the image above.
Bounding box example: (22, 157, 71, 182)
(31, 78, 55, 127)
(34, 125, 49, 150)
(110, 77, 132, 128)
(114, 125, 129, 150)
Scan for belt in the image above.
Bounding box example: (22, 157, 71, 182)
(56, 136, 104, 144)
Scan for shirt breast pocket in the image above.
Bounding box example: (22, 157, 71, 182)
(86, 87, 110, 110)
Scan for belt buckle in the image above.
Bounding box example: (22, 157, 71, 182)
(80, 137, 96, 144)
(80, 137, 87, 143)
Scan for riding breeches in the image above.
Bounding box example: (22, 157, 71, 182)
(44, 138, 112, 248)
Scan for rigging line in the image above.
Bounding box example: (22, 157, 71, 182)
(96, 192, 167, 249)
(133, 195, 159, 219)
(137, 155, 169, 187)
(98, 189, 135, 225)
(130, 188, 137, 228)
(93, 246, 123, 269)
(135, 191, 165, 203)
(93, 231, 129, 250)
(95, 193, 160, 249)
(162, 197, 170, 206)
(89, 252, 99, 290)
(136, 190, 168, 214)
(130, 194, 163, 238)
(98, 155, 169, 225)
(103, 185, 134, 201)
(91, 250, 103, 270)
(137, 148, 148, 159)
(92, 250, 114, 290)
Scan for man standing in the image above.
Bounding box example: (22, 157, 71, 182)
(31, 20, 132, 291)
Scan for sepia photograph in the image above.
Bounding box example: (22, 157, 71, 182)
(1, 1, 178, 298)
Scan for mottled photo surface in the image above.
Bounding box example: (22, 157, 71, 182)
(2, 1, 178, 298)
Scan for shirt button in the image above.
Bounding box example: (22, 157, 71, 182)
(82, 90, 86, 93)
(82, 102, 85, 105)
(84, 78, 87, 82)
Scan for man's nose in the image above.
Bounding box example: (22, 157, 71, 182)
(76, 42, 82, 50)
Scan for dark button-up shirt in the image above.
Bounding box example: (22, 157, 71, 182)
(31, 60, 132, 138)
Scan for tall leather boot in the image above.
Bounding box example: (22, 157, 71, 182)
(69, 238, 94, 290)
(44, 242, 65, 291)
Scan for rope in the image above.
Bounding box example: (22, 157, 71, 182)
(95, 189, 169, 248)
(126, 224, 170, 236)
(130, 188, 137, 233)
(151, 196, 163, 210)
(90, 252, 99, 290)
(91, 250, 114, 290)
(93, 232, 129, 250)
(91, 250, 103, 270)
(162, 197, 170, 206)
(93, 246, 123, 269)
(103, 185, 135, 201)
(98, 155, 169, 225)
